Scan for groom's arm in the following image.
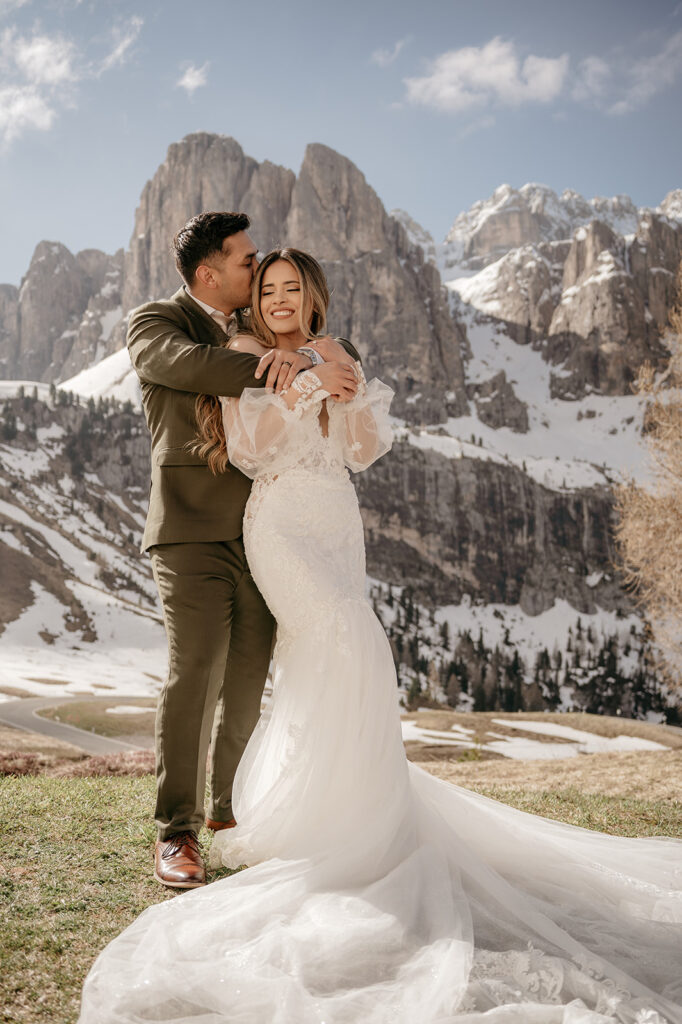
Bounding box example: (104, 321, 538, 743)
(128, 303, 265, 397)
(337, 338, 361, 363)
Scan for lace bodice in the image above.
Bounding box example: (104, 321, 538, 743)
(220, 376, 394, 484)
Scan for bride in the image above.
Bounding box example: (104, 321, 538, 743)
(79, 248, 682, 1024)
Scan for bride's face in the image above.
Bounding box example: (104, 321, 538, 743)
(259, 259, 304, 337)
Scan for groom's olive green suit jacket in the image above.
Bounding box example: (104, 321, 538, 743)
(127, 287, 360, 551)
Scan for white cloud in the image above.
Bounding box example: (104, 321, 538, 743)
(457, 114, 496, 139)
(99, 16, 143, 75)
(610, 29, 682, 114)
(0, 83, 51, 141)
(405, 37, 569, 113)
(0, 19, 145, 144)
(177, 62, 209, 95)
(570, 30, 682, 116)
(0, 0, 30, 15)
(0, 29, 76, 143)
(371, 38, 408, 68)
(13, 33, 76, 86)
(571, 56, 611, 103)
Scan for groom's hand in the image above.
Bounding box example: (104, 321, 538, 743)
(255, 349, 313, 392)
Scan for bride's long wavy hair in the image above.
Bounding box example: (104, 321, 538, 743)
(192, 248, 331, 474)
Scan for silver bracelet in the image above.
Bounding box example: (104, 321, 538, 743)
(290, 370, 323, 397)
(297, 346, 324, 366)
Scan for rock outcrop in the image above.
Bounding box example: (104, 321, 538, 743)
(0, 243, 123, 383)
(447, 199, 682, 403)
(546, 217, 677, 398)
(442, 183, 639, 272)
(0, 284, 18, 378)
(122, 135, 469, 421)
(356, 440, 624, 614)
(122, 134, 296, 312)
(470, 371, 529, 432)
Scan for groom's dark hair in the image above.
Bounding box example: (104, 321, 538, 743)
(172, 211, 251, 284)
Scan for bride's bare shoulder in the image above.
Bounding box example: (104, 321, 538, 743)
(229, 334, 271, 357)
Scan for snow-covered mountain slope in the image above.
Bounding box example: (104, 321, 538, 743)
(432, 297, 652, 487)
(391, 182, 680, 498)
(0, 391, 165, 700)
(60, 347, 141, 407)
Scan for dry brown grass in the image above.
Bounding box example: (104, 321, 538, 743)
(0, 686, 33, 699)
(417, 749, 682, 804)
(37, 697, 156, 739)
(0, 723, 82, 759)
(614, 267, 682, 684)
(49, 750, 155, 777)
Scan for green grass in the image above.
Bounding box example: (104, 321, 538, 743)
(0, 776, 234, 1024)
(0, 776, 680, 1023)
(475, 786, 682, 836)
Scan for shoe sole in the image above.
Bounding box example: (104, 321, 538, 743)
(153, 871, 206, 889)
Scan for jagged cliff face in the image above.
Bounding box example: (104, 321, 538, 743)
(2, 134, 468, 422)
(120, 134, 468, 421)
(0, 243, 123, 384)
(121, 134, 296, 312)
(442, 183, 639, 272)
(0, 284, 19, 378)
(357, 440, 624, 615)
(446, 188, 682, 405)
(546, 219, 672, 398)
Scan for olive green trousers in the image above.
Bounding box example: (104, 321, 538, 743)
(149, 540, 275, 840)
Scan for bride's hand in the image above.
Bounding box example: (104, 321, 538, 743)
(315, 361, 359, 402)
(255, 349, 314, 392)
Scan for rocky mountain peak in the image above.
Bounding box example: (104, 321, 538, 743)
(442, 183, 641, 273)
(121, 133, 295, 311)
(0, 240, 123, 383)
(118, 133, 468, 422)
(286, 143, 387, 261)
(389, 210, 437, 264)
(659, 189, 682, 224)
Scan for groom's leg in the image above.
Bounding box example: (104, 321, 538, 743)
(150, 541, 243, 840)
(208, 551, 274, 823)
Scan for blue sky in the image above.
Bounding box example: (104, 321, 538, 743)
(1, 0, 681, 285)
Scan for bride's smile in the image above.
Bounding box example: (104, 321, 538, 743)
(260, 259, 305, 344)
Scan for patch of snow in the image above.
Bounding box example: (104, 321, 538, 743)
(492, 718, 667, 753)
(98, 306, 122, 341)
(105, 704, 154, 715)
(401, 720, 476, 748)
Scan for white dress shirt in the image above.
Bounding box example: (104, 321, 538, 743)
(185, 287, 231, 334)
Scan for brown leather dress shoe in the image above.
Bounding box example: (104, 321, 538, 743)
(205, 816, 237, 832)
(154, 830, 205, 889)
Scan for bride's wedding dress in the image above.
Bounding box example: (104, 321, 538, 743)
(80, 375, 682, 1024)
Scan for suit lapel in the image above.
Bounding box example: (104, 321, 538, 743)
(172, 287, 228, 347)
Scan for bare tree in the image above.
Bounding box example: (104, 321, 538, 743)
(614, 265, 682, 685)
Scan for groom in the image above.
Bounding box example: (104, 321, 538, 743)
(128, 211, 360, 888)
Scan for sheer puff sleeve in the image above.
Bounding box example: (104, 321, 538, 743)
(329, 369, 394, 473)
(221, 386, 328, 480)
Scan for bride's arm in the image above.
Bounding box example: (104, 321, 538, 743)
(330, 364, 394, 473)
(222, 336, 358, 478)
